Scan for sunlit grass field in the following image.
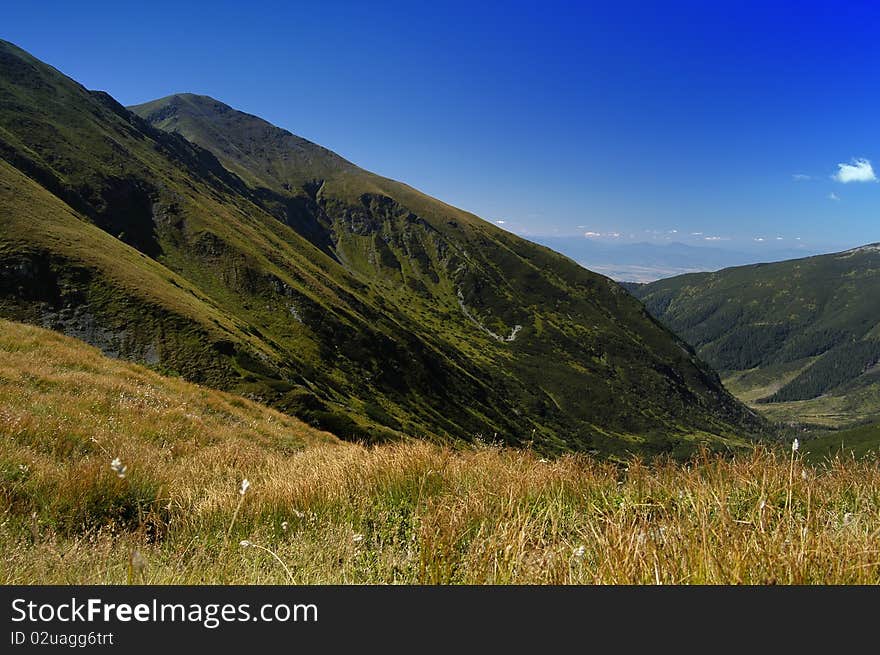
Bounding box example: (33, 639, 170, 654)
(2, 320, 879, 584)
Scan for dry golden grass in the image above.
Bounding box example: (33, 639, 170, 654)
(2, 320, 880, 584)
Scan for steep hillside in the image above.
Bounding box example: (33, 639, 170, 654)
(0, 40, 762, 454)
(4, 321, 879, 585)
(0, 318, 335, 457)
(632, 246, 880, 426)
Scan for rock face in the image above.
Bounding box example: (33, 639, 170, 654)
(0, 39, 765, 455)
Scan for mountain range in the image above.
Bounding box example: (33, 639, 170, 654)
(533, 237, 820, 283)
(0, 40, 764, 456)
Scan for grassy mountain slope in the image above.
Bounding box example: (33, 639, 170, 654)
(129, 92, 767, 450)
(632, 246, 880, 426)
(802, 421, 880, 463)
(0, 318, 335, 535)
(2, 320, 878, 585)
(0, 39, 762, 454)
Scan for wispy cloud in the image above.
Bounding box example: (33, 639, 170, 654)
(828, 191, 840, 201)
(792, 173, 812, 181)
(833, 158, 877, 183)
(583, 231, 602, 238)
(704, 236, 727, 241)
(495, 220, 506, 225)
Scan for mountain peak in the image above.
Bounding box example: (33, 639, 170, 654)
(129, 93, 360, 193)
(134, 93, 236, 118)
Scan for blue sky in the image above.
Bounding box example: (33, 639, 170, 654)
(5, 0, 880, 253)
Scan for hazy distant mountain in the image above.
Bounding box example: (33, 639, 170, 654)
(0, 40, 764, 456)
(534, 237, 820, 282)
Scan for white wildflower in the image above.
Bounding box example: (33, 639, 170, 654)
(573, 545, 586, 559)
(291, 509, 305, 518)
(352, 533, 364, 543)
(538, 458, 549, 463)
(801, 469, 808, 481)
(110, 457, 127, 478)
(759, 499, 766, 511)
(843, 512, 854, 527)
(130, 548, 147, 577)
(239, 540, 251, 548)
(239, 479, 250, 496)
(281, 521, 289, 531)
(792, 439, 799, 452)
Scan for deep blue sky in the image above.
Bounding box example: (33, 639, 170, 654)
(5, 1, 880, 253)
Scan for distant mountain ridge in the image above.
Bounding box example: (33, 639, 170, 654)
(534, 237, 820, 283)
(0, 40, 763, 455)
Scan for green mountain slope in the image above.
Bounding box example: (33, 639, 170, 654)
(801, 421, 880, 462)
(632, 246, 880, 426)
(0, 40, 762, 455)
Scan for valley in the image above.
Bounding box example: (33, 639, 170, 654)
(1, 33, 878, 588)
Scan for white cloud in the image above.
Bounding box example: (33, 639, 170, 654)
(704, 236, 727, 241)
(776, 236, 784, 240)
(792, 174, 812, 181)
(754, 237, 765, 242)
(691, 232, 703, 236)
(833, 158, 877, 183)
(495, 220, 506, 225)
(583, 231, 622, 239)
(828, 192, 840, 201)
